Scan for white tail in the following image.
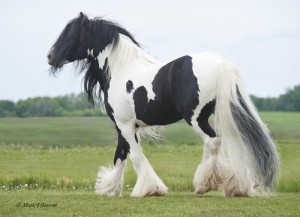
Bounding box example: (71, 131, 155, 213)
(214, 62, 279, 196)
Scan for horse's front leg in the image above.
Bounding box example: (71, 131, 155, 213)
(117, 122, 168, 197)
(95, 130, 129, 196)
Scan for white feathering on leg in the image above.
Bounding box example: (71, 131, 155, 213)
(95, 159, 126, 196)
(194, 137, 231, 194)
(130, 153, 168, 197)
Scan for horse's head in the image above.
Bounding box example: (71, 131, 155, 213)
(48, 12, 90, 72)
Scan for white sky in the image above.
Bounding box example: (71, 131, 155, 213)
(0, 0, 299, 101)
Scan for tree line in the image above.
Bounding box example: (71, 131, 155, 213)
(0, 93, 105, 117)
(0, 85, 299, 117)
(251, 84, 300, 112)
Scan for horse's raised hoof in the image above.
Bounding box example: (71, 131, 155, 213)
(95, 160, 126, 196)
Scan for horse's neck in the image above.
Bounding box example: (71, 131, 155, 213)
(98, 34, 161, 80)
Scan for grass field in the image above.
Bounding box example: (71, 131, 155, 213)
(2, 191, 299, 217)
(0, 112, 299, 146)
(0, 112, 300, 216)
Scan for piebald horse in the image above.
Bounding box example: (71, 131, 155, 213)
(48, 13, 279, 197)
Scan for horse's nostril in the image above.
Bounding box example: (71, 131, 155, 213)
(47, 53, 54, 65)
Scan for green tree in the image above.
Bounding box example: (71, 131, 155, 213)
(12, 94, 104, 117)
(251, 85, 300, 111)
(277, 85, 300, 111)
(0, 100, 15, 117)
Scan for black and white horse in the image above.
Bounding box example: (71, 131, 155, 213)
(48, 13, 279, 197)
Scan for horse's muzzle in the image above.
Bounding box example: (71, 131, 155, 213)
(47, 52, 64, 68)
(47, 52, 55, 65)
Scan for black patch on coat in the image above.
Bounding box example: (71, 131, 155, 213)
(132, 55, 199, 126)
(133, 86, 148, 118)
(166, 56, 199, 125)
(133, 85, 181, 125)
(126, 80, 134, 93)
(104, 98, 115, 122)
(114, 130, 130, 165)
(197, 99, 216, 138)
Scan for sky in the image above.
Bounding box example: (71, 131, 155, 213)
(0, 0, 299, 101)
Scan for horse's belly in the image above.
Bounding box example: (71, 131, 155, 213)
(134, 99, 182, 126)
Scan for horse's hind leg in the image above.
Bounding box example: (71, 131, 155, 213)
(117, 122, 168, 197)
(95, 130, 128, 196)
(191, 100, 230, 195)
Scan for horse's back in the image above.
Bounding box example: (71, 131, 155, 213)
(149, 53, 226, 125)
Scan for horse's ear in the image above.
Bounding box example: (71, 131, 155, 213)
(79, 12, 84, 18)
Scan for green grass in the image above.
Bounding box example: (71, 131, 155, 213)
(0, 113, 300, 216)
(0, 117, 116, 146)
(0, 143, 299, 193)
(260, 112, 300, 143)
(0, 112, 299, 146)
(2, 191, 300, 217)
(0, 144, 197, 192)
(277, 143, 300, 192)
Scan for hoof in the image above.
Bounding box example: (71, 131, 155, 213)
(131, 180, 168, 197)
(194, 156, 230, 195)
(195, 186, 212, 195)
(224, 174, 255, 197)
(131, 185, 168, 197)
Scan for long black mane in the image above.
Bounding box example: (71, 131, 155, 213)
(82, 14, 141, 57)
(50, 13, 140, 105)
(82, 14, 140, 105)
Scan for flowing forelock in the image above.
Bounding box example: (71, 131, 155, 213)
(50, 13, 141, 105)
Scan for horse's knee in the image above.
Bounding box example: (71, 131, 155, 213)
(203, 137, 221, 159)
(208, 137, 221, 151)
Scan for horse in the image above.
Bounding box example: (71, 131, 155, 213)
(48, 12, 279, 197)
